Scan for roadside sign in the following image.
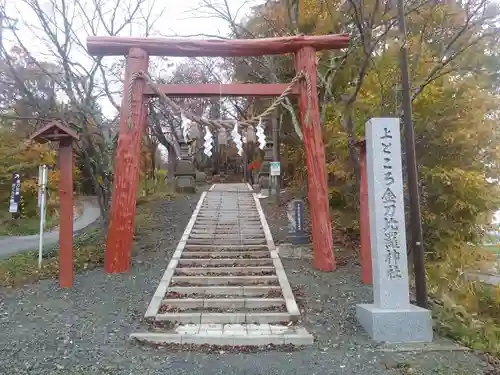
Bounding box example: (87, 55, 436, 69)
(270, 161, 281, 176)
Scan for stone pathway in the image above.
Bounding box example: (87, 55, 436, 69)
(131, 183, 313, 346)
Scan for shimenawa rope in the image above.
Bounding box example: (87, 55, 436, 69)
(127, 70, 312, 130)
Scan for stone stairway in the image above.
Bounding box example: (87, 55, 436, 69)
(131, 183, 313, 346)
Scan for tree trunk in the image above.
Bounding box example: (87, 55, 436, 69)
(167, 143, 177, 180)
(341, 110, 361, 188)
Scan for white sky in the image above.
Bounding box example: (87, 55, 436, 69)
(2, 0, 265, 117)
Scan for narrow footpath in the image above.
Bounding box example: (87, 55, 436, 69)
(0, 198, 100, 258)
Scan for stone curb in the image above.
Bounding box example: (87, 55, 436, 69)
(145, 191, 207, 319)
(130, 328, 314, 346)
(252, 193, 301, 321)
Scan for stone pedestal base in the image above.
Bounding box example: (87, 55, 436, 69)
(259, 176, 270, 189)
(174, 176, 196, 193)
(286, 232, 309, 245)
(356, 304, 433, 343)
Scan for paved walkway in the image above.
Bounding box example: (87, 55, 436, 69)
(0, 198, 101, 259)
(466, 271, 500, 285)
(132, 183, 312, 346)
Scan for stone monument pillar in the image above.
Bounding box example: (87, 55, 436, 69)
(286, 199, 309, 244)
(257, 141, 274, 189)
(174, 140, 196, 193)
(356, 117, 433, 343)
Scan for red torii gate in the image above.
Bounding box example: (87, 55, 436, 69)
(86, 34, 350, 274)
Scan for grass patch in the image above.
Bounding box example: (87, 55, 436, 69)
(427, 246, 500, 359)
(483, 244, 500, 254)
(0, 214, 59, 236)
(0, 199, 85, 236)
(0, 227, 105, 288)
(136, 190, 177, 206)
(136, 182, 177, 206)
(0, 191, 175, 288)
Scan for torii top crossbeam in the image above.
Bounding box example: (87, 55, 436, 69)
(86, 34, 349, 57)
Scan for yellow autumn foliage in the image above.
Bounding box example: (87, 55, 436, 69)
(0, 129, 80, 218)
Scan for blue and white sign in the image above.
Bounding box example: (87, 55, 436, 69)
(9, 173, 20, 213)
(270, 162, 281, 176)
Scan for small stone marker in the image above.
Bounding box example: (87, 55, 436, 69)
(175, 176, 196, 193)
(356, 118, 433, 343)
(286, 199, 308, 244)
(195, 171, 207, 183)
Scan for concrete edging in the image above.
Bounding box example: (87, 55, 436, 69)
(145, 191, 208, 319)
(251, 192, 301, 321)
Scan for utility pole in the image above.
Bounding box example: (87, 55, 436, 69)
(0, 9, 4, 50)
(395, 0, 428, 308)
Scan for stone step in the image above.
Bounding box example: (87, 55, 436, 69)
(200, 211, 256, 213)
(199, 209, 259, 212)
(187, 239, 267, 245)
(155, 312, 291, 324)
(188, 231, 265, 236)
(190, 228, 263, 232)
(198, 210, 258, 213)
(188, 235, 266, 239)
(184, 244, 268, 250)
(194, 220, 262, 224)
(190, 233, 263, 236)
(174, 266, 276, 275)
(166, 285, 281, 297)
(202, 201, 255, 204)
(131, 325, 313, 346)
(199, 213, 257, 215)
(180, 247, 268, 253)
(170, 275, 278, 286)
(161, 298, 285, 310)
(177, 258, 274, 267)
(191, 226, 263, 231)
(196, 216, 259, 220)
(193, 222, 262, 227)
(191, 228, 263, 233)
(180, 251, 270, 258)
(195, 222, 261, 225)
(136, 184, 312, 347)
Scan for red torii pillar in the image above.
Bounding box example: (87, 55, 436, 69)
(105, 48, 149, 273)
(86, 34, 350, 273)
(295, 47, 335, 271)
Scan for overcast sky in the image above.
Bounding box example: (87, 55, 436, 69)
(2, 0, 265, 117)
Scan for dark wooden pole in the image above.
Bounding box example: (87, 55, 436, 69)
(295, 47, 335, 271)
(59, 138, 74, 288)
(358, 141, 372, 285)
(395, 0, 428, 307)
(106, 48, 149, 273)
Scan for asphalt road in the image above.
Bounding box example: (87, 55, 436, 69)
(0, 199, 100, 259)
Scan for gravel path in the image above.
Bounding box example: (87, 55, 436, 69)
(0, 190, 492, 375)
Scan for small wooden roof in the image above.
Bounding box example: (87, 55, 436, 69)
(29, 120, 79, 142)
